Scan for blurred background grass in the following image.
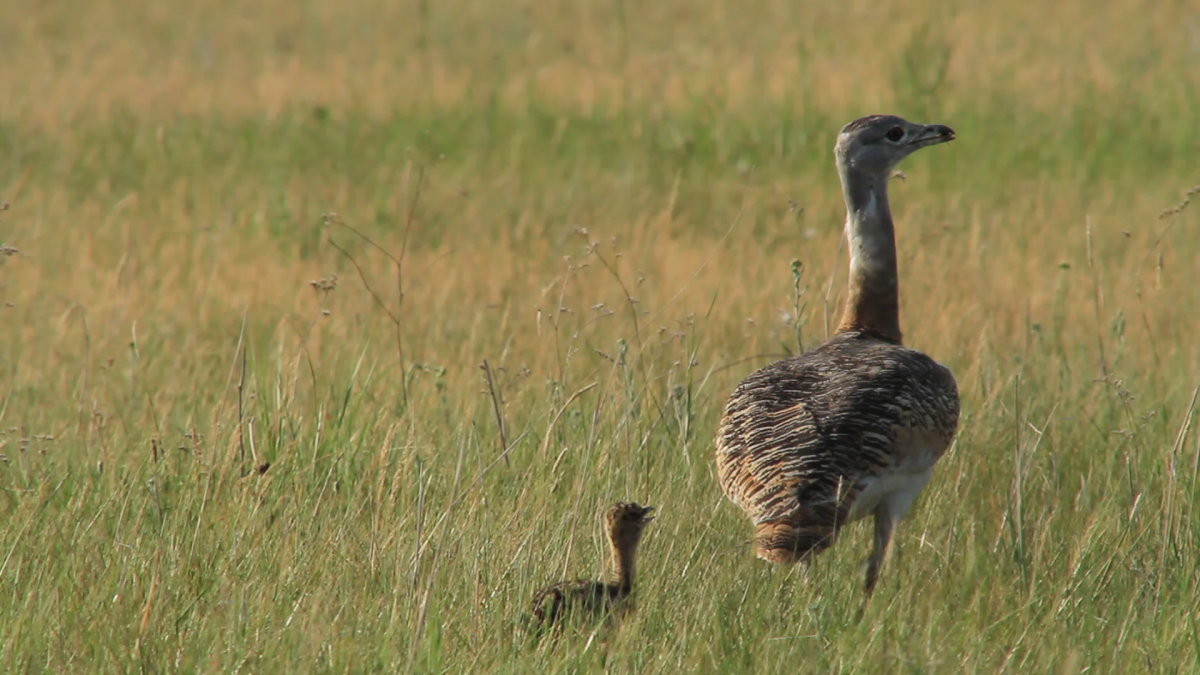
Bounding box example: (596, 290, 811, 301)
(1, 0, 1199, 672)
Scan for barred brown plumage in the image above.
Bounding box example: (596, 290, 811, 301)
(715, 115, 960, 595)
(529, 502, 655, 630)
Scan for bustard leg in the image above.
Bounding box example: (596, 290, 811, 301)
(864, 504, 896, 595)
(796, 555, 813, 581)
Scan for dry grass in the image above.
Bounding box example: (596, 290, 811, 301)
(1, 0, 1199, 672)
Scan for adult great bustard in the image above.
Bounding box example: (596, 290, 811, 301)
(715, 115, 960, 595)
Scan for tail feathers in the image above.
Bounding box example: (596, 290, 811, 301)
(753, 493, 849, 564)
(753, 519, 837, 563)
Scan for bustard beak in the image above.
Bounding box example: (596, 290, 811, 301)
(909, 124, 955, 148)
(641, 506, 656, 522)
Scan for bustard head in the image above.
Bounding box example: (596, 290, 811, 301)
(604, 502, 655, 550)
(834, 114, 955, 178)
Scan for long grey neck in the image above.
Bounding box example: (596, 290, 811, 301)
(607, 537, 638, 594)
(835, 162, 903, 344)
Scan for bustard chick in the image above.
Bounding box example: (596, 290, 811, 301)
(530, 502, 655, 628)
(715, 115, 960, 595)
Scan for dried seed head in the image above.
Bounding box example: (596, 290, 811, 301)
(309, 274, 338, 293)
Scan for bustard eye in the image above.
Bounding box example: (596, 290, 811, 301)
(885, 126, 905, 142)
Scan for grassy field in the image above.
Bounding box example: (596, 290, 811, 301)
(2, 0, 1199, 672)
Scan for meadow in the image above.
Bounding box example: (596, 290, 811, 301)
(1, 0, 1199, 672)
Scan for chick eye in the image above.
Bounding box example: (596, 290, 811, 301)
(885, 126, 905, 142)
